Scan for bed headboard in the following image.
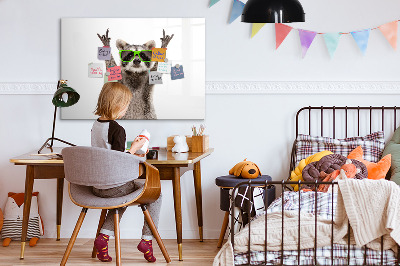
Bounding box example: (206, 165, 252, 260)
(295, 106, 400, 138)
(290, 106, 400, 179)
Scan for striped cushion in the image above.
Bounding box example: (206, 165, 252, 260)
(1, 217, 40, 240)
(295, 131, 385, 167)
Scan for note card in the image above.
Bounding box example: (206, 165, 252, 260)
(107, 66, 122, 81)
(88, 63, 103, 78)
(151, 48, 167, 62)
(171, 65, 184, 80)
(98, 46, 111, 60)
(149, 71, 163, 84)
(157, 62, 171, 74)
(104, 71, 117, 83)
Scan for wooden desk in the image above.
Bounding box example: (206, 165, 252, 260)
(9, 148, 64, 260)
(146, 148, 213, 260)
(10, 147, 213, 261)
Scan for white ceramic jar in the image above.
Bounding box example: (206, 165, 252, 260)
(135, 129, 150, 154)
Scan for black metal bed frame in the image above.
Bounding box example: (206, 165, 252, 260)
(290, 106, 399, 179)
(230, 106, 400, 266)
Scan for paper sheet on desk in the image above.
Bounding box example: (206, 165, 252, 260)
(31, 153, 63, 159)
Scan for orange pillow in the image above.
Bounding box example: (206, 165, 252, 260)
(347, 146, 391, 180)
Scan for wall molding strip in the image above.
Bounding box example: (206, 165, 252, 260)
(1, 81, 400, 95)
(206, 81, 400, 94)
(0, 83, 56, 95)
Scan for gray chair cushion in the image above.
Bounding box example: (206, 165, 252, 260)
(69, 180, 145, 208)
(62, 146, 145, 188)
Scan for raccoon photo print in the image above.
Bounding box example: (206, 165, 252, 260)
(61, 18, 205, 120)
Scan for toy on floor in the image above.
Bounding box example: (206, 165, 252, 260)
(1, 192, 44, 247)
(229, 159, 261, 179)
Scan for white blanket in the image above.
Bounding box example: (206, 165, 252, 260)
(335, 178, 400, 251)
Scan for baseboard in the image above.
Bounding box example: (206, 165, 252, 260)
(1, 81, 400, 94)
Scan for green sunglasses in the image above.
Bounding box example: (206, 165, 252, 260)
(119, 50, 153, 62)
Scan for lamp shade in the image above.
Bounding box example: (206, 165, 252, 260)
(241, 0, 305, 23)
(52, 84, 80, 107)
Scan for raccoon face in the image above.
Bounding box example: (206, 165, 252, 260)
(116, 39, 156, 73)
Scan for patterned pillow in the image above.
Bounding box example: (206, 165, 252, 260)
(1, 192, 43, 241)
(294, 131, 385, 166)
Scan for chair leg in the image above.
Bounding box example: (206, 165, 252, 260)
(114, 209, 121, 266)
(60, 208, 88, 266)
(217, 211, 230, 248)
(141, 205, 171, 263)
(91, 209, 108, 258)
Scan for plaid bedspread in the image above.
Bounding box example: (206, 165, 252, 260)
(234, 244, 397, 265)
(234, 191, 397, 265)
(266, 190, 336, 219)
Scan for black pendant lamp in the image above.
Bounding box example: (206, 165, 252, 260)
(242, 0, 305, 23)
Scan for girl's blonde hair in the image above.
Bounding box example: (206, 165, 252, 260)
(95, 82, 133, 120)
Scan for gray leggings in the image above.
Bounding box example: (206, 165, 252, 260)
(92, 180, 162, 240)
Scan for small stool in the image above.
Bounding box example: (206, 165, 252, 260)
(215, 175, 275, 248)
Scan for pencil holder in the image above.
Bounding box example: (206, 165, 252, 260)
(191, 135, 209, 153)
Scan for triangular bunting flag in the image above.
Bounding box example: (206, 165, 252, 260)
(275, 23, 293, 49)
(229, 0, 245, 24)
(209, 0, 220, 7)
(251, 23, 266, 38)
(298, 29, 317, 58)
(323, 33, 341, 58)
(378, 21, 398, 50)
(351, 29, 370, 55)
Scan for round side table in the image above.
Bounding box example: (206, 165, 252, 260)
(215, 175, 275, 248)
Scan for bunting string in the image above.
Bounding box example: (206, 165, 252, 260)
(281, 20, 400, 35)
(210, 0, 399, 58)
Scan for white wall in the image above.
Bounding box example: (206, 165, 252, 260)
(1, 0, 400, 240)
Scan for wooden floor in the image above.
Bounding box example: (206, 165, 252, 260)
(0, 239, 221, 265)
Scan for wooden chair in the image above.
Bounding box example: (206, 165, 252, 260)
(60, 146, 171, 265)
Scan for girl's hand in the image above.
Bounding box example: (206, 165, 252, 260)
(134, 149, 149, 157)
(129, 137, 147, 155)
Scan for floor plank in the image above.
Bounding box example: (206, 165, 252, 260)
(0, 239, 221, 265)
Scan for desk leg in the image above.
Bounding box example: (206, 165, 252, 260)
(20, 165, 35, 259)
(172, 167, 183, 261)
(56, 178, 64, 241)
(193, 161, 203, 242)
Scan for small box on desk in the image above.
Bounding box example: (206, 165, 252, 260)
(191, 135, 209, 153)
